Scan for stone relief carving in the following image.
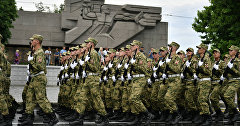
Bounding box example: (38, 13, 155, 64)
(61, 0, 162, 48)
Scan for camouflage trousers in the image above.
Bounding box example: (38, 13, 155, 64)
(112, 80, 122, 111)
(184, 80, 198, 112)
(25, 74, 53, 114)
(121, 81, 131, 113)
(104, 80, 114, 109)
(157, 81, 168, 111)
(210, 81, 223, 112)
(197, 80, 211, 115)
(57, 84, 64, 106)
(150, 81, 160, 111)
(73, 79, 93, 112)
(22, 84, 29, 104)
(129, 77, 147, 114)
(236, 80, 240, 109)
(142, 83, 152, 108)
(0, 75, 9, 115)
(69, 79, 77, 109)
(62, 79, 72, 108)
(164, 76, 182, 113)
(3, 77, 15, 107)
(224, 80, 240, 114)
(75, 75, 107, 116)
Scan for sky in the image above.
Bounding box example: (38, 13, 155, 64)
(16, 0, 210, 52)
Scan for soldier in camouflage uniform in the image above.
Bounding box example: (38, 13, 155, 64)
(19, 34, 58, 126)
(0, 34, 12, 125)
(223, 45, 240, 125)
(237, 50, 240, 111)
(209, 49, 225, 122)
(110, 47, 126, 120)
(127, 40, 154, 125)
(194, 43, 212, 125)
(70, 37, 108, 126)
(181, 48, 198, 121)
(163, 42, 183, 125)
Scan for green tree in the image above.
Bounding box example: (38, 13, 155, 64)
(192, 0, 240, 55)
(0, 0, 18, 44)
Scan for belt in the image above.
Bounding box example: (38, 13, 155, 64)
(186, 79, 194, 81)
(212, 80, 220, 83)
(199, 78, 211, 81)
(88, 73, 98, 76)
(155, 78, 163, 82)
(168, 74, 180, 78)
(30, 71, 45, 77)
(229, 77, 240, 80)
(132, 74, 145, 78)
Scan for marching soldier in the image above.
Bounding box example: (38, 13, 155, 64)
(0, 34, 12, 126)
(209, 49, 225, 122)
(194, 43, 212, 125)
(163, 42, 183, 125)
(223, 45, 240, 125)
(70, 37, 108, 126)
(181, 48, 198, 121)
(19, 34, 58, 126)
(127, 40, 154, 125)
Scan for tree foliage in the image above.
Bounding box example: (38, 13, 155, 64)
(192, 0, 240, 55)
(0, 0, 18, 44)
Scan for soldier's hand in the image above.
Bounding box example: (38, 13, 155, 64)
(108, 62, 113, 68)
(180, 73, 184, 79)
(103, 76, 108, 81)
(166, 58, 171, 63)
(121, 75, 125, 82)
(193, 73, 198, 80)
(117, 64, 122, 69)
(124, 63, 129, 69)
(76, 73, 80, 79)
(85, 55, 90, 62)
(79, 59, 84, 66)
(227, 62, 233, 69)
(153, 66, 158, 71)
(153, 72, 157, 78)
(127, 73, 132, 80)
(130, 58, 136, 64)
(186, 60, 191, 67)
(103, 66, 108, 71)
(198, 60, 203, 66)
(162, 73, 167, 79)
(28, 55, 33, 61)
(60, 66, 64, 71)
(159, 60, 164, 66)
(220, 75, 225, 81)
(112, 76, 116, 82)
(213, 64, 219, 70)
(82, 71, 86, 78)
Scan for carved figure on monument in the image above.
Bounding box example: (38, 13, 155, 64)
(61, 0, 162, 48)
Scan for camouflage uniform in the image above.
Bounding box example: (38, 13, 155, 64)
(182, 53, 198, 113)
(210, 49, 225, 113)
(196, 52, 212, 115)
(0, 47, 9, 116)
(223, 46, 240, 115)
(25, 47, 53, 114)
(164, 53, 183, 113)
(75, 42, 107, 116)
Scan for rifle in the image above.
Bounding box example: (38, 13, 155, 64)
(212, 60, 220, 78)
(183, 54, 194, 80)
(77, 50, 85, 84)
(27, 41, 33, 86)
(64, 57, 72, 84)
(163, 48, 172, 84)
(150, 57, 162, 84)
(83, 45, 92, 83)
(121, 56, 131, 86)
(194, 52, 206, 85)
(99, 55, 108, 86)
(113, 55, 126, 86)
(128, 49, 138, 84)
(57, 63, 64, 86)
(73, 54, 78, 84)
(104, 55, 116, 86)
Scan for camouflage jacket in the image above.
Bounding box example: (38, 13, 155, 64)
(166, 53, 183, 75)
(29, 48, 47, 75)
(182, 55, 198, 79)
(211, 59, 225, 81)
(196, 53, 212, 78)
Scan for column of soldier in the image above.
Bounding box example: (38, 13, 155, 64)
(1, 33, 240, 126)
(47, 37, 239, 126)
(0, 34, 21, 126)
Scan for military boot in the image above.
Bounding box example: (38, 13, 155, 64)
(142, 110, 154, 126)
(127, 114, 141, 125)
(106, 108, 114, 118)
(18, 114, 34, 126)
(17, 103, 26, 114)
(194, 114, 204, 124)
(95, 115, 109, 126)
(159, 110, 169, 122)
(65, 110, 79, 121)
(183, 111, 193, 121)
(215, 109, 224, 122)
(69, 114, 84, 126)
(200, 114, 212, 126)
(231, 108, 240, 122)
(109, 109, 122, 120)
(45, 112, 59, 126)
(169, 111, 182, 125)
(165, 112, 173, 123)
(118, 112, 131, 122)
(192, 111, 201, 123)
(0, 114, 12, 126)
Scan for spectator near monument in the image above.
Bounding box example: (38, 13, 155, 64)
(45, 47, 52, 66)
(54, 48, 60, 66)
(148, 48, 154, 59)
(14, 49, 20, 64)
(60, 46, 67, 56)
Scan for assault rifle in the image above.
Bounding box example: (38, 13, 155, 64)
(83, 45, 92, 83)
(113, 55, 126, 86)
(27, 41, 33, 86)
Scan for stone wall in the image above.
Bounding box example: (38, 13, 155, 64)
(10, 65, 60, 86)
